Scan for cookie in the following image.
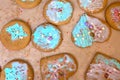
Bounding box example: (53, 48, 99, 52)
(0, 20, 31, 50)
(105, 2, 120, 30)
(40, 53, 77, 80)
(1, 59, 34, 80)
(78, 0, 107, 13)
(85, 52, 120, 80)
(43, 0, 73, 25)
(72, 13, 110, 48)
(32, 23, 62, 51)
(16, 0, 41, 8)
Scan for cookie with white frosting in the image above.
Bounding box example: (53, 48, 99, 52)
(72, 13, 110, 48)
(43, 0, 73, 25)
(85, 52, 120, 80)
(78, 0, 107, 13)
(0, 20, 31, 50)
(105, 2, 120, 30)
(32, 23, 62, 51)
(1, 59, 34, 80)
(16, 0, 41, 8)
(40, 53, 77, 80)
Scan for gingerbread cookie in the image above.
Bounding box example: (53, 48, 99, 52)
(85, 52, 120, 80)
(72, 13, 110, 48)
(43, 0, 73, 25)
(1, 59, 34, 80)
(78, 0, 108, 13)
(0, 20, 31, 50)
(32, 23, 62, 51)
(40, 53, 77, 80)
(105, 2, 120, 30)
(16, 0, 41, 8)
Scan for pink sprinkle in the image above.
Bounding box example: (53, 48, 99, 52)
(48, 36, 53, 41)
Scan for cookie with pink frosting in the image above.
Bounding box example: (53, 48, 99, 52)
(40, 53, 78, 80)
(72, 13, 111, 48)
(43, 0, 73, 25)
(85, 52, 120, 80)
(78, 0, 108, 13)
(105, 2, 120, 30)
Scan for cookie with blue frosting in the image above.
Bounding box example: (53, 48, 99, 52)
(16, 0, 41, 8)
(0, 20, 31, 50)
(43, 0, 73, 25)
(1, 59, 34, 80)
(40, 53, 78, 80)
(32, 23, 62, 51)
(72, 14, 110, 48)
(85, 52, 120, 80)
(78, 0, 107, 13)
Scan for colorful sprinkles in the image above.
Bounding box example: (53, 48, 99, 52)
(33, 24, 61, 50)
(41, 55, 76, 80)
(6, 23, 28, 41)
(4, 62, 28, 80)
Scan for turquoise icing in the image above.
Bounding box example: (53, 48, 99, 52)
(96, 54, 120, 70)
(4, 62, 28, 80)
(6, 23, 27, 41)
(46, 0, 73, 23)
(72, 14, 93, 48)
(33, 24, 61, 50)
(80, 0, 91, 8)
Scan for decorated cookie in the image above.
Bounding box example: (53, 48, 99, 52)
(16, 0, 41, 8)
(43, 0, 73, 25)
(32, 23, 62, 51)
(0, 20, 31, 50)
(1, 59, 34, 80)
(72, 13, 110, 48)
(40, 53, 77, 80)
(78, 0, 107, 13)
(105, 2, 120, 30)
(85, 52, 120, 80)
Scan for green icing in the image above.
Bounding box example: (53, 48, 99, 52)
(96, 54, 120, 70)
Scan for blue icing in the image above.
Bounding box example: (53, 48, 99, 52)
(4, 62, 28, 80)
(72, 14, 93, 48)
(80, 0, 91, 8)
(46, 0, 73, 23)
(33, 24, 61, 50)
(6, 23, 28, 41)
(96, 54, 120, 70)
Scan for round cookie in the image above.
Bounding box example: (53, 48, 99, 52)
(0, 20, 31, 50)
(1, 59, 34, 80)
(105, 2, 120, 30)
(40, 53, 78, 80)
(32, 23, 62, 51)
(72, 13, 111, 48)
(16, 0, 41, 8)
(78, 0, 108, 13)
(43, 0, 73, 25)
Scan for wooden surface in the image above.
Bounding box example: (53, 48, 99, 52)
(0, 0, 120, 80)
